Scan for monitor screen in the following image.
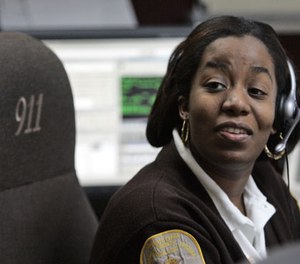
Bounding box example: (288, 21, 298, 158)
(121, 76, 162, 118)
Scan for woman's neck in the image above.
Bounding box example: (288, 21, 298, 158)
(205, 165, 250, 215)
(190, 145, 253, 215)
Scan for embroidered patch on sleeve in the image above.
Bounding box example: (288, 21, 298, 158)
(140, 229, 206, 264)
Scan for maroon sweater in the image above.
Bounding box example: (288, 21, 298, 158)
(90, 141, 300, 264)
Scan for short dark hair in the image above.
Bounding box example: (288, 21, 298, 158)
(146, 15, 296, 151)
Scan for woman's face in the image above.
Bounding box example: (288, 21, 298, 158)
(179, 35, 277, 170)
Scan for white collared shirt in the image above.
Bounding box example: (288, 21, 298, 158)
(173, 129, 276, 263)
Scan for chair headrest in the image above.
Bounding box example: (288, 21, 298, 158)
(0, 32, 76, 191)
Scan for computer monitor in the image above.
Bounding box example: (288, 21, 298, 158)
(44, 37, 182, 185)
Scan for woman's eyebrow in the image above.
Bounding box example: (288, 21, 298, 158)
(205, 60, 230, 72)
(250, 66, 273, 82)
(205, 61, 273, 82)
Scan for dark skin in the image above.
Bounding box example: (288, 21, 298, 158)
(179, 36, 277, 214)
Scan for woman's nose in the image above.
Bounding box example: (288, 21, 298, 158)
(221, 88, 250, 116)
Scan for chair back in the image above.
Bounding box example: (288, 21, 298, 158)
(0, 32, 98, 264)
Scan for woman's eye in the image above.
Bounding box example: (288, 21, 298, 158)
(248, 87, 268, 98)
(205, 82, 226, 91)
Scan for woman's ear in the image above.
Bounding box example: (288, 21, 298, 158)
(178, 95, 189, 120)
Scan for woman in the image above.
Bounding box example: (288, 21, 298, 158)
(90, 16, 300, 264)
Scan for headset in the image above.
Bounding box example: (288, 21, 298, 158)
(275, 60, 300, 154)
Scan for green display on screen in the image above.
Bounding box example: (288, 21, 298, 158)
(121, 76, 162, 118)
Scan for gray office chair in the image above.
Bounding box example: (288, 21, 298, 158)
(0, 32, 98, 264)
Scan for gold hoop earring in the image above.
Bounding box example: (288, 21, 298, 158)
(264, 145, 285, 160)
(264, 133, 285, 160)
(181, 119, 189, 145)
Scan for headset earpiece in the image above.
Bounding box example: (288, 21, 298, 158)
(282, 60, 298, 120)
(274, 59, 300, 154)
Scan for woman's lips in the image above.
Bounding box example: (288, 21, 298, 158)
(216, 122, 253, 142)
